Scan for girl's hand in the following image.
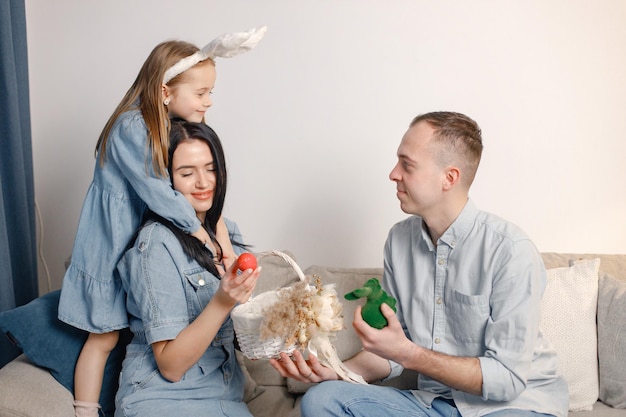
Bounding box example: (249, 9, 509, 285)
(191, 226, 211, 247)
(269, 350, 339, 384)
(214, 259, 261, 308)
(190, 227, 226, 275)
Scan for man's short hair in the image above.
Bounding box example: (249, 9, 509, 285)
(410, 111, 483, 187)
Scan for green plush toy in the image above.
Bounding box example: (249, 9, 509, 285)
(344, 278, 397, 329)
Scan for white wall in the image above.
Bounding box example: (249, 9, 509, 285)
(25, 0, 626, 293)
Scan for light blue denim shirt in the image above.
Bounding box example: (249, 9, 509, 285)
(59, 109, 201, 332)
(114, 218, 251, 417)
(383, 199, 569, 417)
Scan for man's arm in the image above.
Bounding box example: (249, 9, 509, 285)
(270, 304, 482, 392)
(354, 304, 483, 396)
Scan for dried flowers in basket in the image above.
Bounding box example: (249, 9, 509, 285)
(231, 250, 366, 384)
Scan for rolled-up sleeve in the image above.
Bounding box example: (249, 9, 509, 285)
(479, 240, 545, 401)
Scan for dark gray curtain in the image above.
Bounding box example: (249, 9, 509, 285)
(0, 0, 38, 367)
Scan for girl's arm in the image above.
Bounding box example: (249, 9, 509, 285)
(109, 112, 201, 233)
(152, 262, 260, 382)
(216, 216, 236, 269)
(109, 114, 237, 266)
(188, 218, 235, 275)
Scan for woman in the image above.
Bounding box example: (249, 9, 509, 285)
(115, 120, 260, 417)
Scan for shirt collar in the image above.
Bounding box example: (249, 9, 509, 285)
(435, 198, 479, 249)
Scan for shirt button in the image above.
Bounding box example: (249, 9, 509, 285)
(198, 278, 205, 286)
(434, 337, 441, 344)
(438, 258, 445, 265)
(138, 242, 146, 250)
(436, 297, 443, 305)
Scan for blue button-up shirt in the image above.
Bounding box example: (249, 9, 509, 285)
(383, 200, 569, 417)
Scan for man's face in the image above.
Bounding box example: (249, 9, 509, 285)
(389, 121, 446, 217)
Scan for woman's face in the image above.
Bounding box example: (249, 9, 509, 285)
(171, 139, 216, 221)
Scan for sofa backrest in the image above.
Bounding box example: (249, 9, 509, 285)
(541, 252, 626, 280)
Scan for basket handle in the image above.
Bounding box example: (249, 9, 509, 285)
(258, 250, 306, 282)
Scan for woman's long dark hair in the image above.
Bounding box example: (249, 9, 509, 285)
(143, 119, 243, 277)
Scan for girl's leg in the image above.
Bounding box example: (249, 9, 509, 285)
(73, 401, 101, 417)
(74, 331, 119, 417)
(301, 381, 459, 417)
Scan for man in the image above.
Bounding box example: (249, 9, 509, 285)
(270, 111, 569, 417)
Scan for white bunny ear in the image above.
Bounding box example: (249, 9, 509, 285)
(163, 26, 267, 84)
(200, 26, 268, 59)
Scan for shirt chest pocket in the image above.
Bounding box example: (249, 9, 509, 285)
(446, 289, 490, 347)
(183, 268, 219, 318)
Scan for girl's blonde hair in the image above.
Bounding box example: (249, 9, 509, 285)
(95, 40, 215, 176)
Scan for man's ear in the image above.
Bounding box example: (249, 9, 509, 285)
(443, 166, 461, 190)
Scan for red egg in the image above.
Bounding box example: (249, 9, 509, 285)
(237, 253, 257, 272)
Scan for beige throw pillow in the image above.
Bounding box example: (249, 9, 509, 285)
(540, 258, 600, 411)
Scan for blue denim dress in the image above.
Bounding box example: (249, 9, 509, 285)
(114, 219, 251, 417)
(58, 110, 201, 332)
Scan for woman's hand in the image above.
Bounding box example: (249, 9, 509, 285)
(269, 350, 339, 384)
(152, 261, 260, 382)
(214, 260, 261, 308)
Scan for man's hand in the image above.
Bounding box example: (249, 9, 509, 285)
(353, 304, 415, 366)
(354, 304, 483, 395)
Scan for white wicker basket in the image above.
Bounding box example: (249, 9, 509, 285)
(231, 250, 309, 360)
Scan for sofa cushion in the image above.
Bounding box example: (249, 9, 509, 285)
(597, 271, 626, 408)
(540, 258, 600, 412)
(251, 250, 303, 296)
(0, 290, 128, 417)
(236, 350, 267, 402)
(0, 354, 74, 417)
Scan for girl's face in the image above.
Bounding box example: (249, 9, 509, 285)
(171, 139, 216, 221)
(164, 63, 216, 123)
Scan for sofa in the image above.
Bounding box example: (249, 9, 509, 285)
(0, 252, 625, 417)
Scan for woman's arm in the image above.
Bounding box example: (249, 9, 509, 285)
(152, 263, 260, 382)
(270, 343, 391, 384)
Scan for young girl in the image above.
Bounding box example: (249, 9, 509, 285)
(115, 119, 260, 417)
(58, 27, 266, 417)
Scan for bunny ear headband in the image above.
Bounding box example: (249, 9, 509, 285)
(163, 25, 267, 85)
